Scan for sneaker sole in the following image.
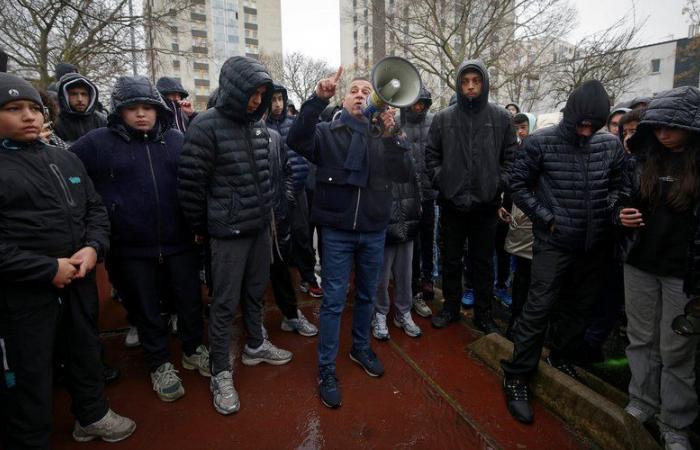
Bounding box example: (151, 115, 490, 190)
(72, 423, 136, 443)
(308, 291, 323, 298)
(371, 330, 390, 341)
(280, 322, 319, 337)
(320, 397, 342, 409)
(213, 401, 240, 415)
(348, 352, 383, 377)
(392, 317, 422, 338)
(156, 385, 185, 402)
(181, 358, 212, 377)
(124, 340, 140, 348)
(413, 307, 432, 318)
(241, 354, 293, 366)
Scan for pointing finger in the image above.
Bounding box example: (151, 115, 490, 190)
(333, 66, 344, 84)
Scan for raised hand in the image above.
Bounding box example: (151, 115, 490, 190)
(316, 66, 343, 101)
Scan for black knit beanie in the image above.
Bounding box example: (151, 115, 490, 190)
(0, 73, 43, 109)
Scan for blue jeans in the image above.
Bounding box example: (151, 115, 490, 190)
(318, 227, 386, 371)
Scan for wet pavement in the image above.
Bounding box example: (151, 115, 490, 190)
(49, 267, 590, 450)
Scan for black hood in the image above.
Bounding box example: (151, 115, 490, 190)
(207, 88, 220, 110)
(108, 76, 173, 136)
(156, 77, 189, 99)
(268, 82, 289, 121)
(57, 73, 100, 116)
(402, 86, 432, 124)
(455, 59, 489, 112)
(54, 62, 78, 81)
(560, 80, 610, 144)
(216, 56, 273, 124)
(629, 86, 700, 151)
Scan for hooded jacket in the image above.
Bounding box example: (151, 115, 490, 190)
(71, 76, 194, 259)
(613, 86, 700, 294)
(157, 77, 195, 133)
(401, 87, 436, 201)
(509, 80, 625, 252)
(386, 152, 422, 244)
(54, 73, 107, 144)
(47, 62, 78, 93)
(177, 56, 274, 238)
(425, 59, 517, 212)
(607, 107, 631, 133)
(266, 83, 309, 191)
(268, 128, 295, 256)
(286, 94, 411, 233)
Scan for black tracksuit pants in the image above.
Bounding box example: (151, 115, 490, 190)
(270, 244, 300, 320)
(412, 199, 436, 291)
(502, 239, 607, 377)
(0, 275, 109, 450)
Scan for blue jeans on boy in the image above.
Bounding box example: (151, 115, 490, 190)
(318, 227, 386, 372)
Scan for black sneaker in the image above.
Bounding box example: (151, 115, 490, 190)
(349, 347, 385, 377)
(545, 356, 578, 379)
(503, 376, 534, 424)
(474, 315, 501, 335)
(318, 367, 342, 408)
(431, 309, 461, 329)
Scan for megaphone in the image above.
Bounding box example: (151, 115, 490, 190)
(364, 56, 422, 121)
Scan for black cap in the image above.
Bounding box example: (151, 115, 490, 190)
(0, 73, 43, 109)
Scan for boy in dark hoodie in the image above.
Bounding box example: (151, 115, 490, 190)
(71, 76, 209, 403)
(502, 80, 625, 424)
(156, 77, 197, 133)
(0, 73, 135, 449)
(54, 73, 107, 144)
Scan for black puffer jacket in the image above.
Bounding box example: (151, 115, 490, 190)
(177, 56, 274, 238)
(386, 153, 422, 244)
(613, 86, 700, 294)
(266, 83, 309, 192)
(425, 59, 517, 212)
(268, 128, 294, 256)
(54, 73, 107, 144)
(401, 87, 436, 201)
(510, 80, 625, 252)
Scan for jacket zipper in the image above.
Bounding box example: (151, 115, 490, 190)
(353, 187, 362, 230)
(245, 126, 266, 221)
(144, 136, 164, 263)
(579, 150, 592, 250)
(48, 162, 77, 249)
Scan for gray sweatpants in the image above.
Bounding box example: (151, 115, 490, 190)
(374, 241, 413, 316)
(209, 229, 271, 375)
(624, 263, 699, 429)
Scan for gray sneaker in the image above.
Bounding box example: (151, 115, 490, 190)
(241, 339, 293, 366)
(182, 344, 211, 377)
(72, 409, 136, 443)
(659, 422, 692, 450)
(412, 293, 432, 318)
(394, 311, 422, 337)
(210, 370, 240, 415)
(281, 309, 319, 337)
(150, 362, 185, 402)
(372, 312, 390, 341)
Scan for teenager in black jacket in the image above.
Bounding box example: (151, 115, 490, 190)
(0, 73, 134, 449)
(615, 86, 700, 450)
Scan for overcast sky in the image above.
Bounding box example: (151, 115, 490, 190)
(280, 0, 692, 67)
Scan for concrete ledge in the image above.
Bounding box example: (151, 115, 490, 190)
(468, 333, 660, 450)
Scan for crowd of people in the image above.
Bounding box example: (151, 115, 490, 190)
(0, 53, 699, 450)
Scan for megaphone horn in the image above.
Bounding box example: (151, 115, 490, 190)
(364, 56, 422, 119)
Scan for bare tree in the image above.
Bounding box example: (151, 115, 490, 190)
(350, 0, 576, 107)
(260, 51, 333, 106)
(0, 0, 193, 89)
(546, 14, 644, 107)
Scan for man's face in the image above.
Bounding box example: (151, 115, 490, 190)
(165, 93, 182, 102)
(343, 80, 372, 119)
(410, 101, 426, 114)
(247, 85, 267, 114)
(507, 105, 518, 115)
(576, 121, 594, 137)
(515, 122, 530, 141)
(271, 92, 284, 117)
(121, 103, 157, 131)
(0, 100, 44, 142)
(654, 126, 691, 151)
(622, 120, 638, 153)
(460, 71, 483, 99)
(67, 86, 90, 113)
(608, 112, 623, 136)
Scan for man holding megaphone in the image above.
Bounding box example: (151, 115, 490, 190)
(287, 66, 412, 409)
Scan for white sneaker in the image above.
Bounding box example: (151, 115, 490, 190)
(124, 326, 140, 348)
(150, 362, 185, 402)
(182, 344, 211, 377)
(281, 309, 319, 337)
(72, 409, 136, 443)
(394, 311, 422, 337)
(241, 340, 293, 366)
(659, 422, 692, 450)
(210, 370, 240, 415)
(372, 313, 390, 341)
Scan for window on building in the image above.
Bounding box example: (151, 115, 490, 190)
(651, 58, 661, 73)
(171, 43, 179, 52)
(173, 60, 180, 70)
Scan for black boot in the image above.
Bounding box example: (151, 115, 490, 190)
(545, 356, 578, 379)
(474, 314, 501, 335)
(503, 375, 534, 424)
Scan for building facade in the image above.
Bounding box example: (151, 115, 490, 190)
(149, 0, 282, 110)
